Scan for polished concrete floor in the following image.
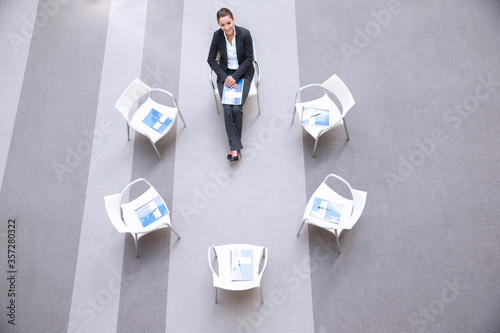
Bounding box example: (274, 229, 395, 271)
(1, 1, 500, 332)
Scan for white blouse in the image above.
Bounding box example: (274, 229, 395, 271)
(224, 29, 238, 70)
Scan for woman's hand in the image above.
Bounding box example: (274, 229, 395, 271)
(224, 75, 238, 89)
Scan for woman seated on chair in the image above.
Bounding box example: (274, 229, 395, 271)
(207, 7, 255, 162)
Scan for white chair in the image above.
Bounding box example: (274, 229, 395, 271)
(297, 174, 367, 254)
(114, 78, 186, 160)
(208, 244, 268, 304)
(292, 74, 355, 157)
(104, 178, 180, 258)
(209, 43, 261, 114)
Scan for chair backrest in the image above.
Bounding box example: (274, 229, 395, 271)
(104, 193, 129, 233)
(344, 189, 367, 230)
(323, 173, 353, 194)
(321, 74, 355, 116)
(114, 78, 152, 120)
(322, 174, 367, 230)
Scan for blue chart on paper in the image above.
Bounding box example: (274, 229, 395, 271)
(142, 108, 173, 134)
(135, 196, 168, 228)
(222, 78, 244, 105)
(231, 249, 253, 281)
(310, 197, 343, 223)
(301, 107, 330, 126)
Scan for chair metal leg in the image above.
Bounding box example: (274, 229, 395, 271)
(291, 107, 296, 124)
(257, 94, 261, 115)
(215, 287, 218, 304)
(312, 138, 319, 158)
(334, 229, 341, 255)
(151, 142, 162, 160)
(169, 225, 181, 239)
(343, 119, 350, 141)
(260, 287, 264, 304)
(127, 123, 130, 141)
(297, 220, 306, 236)
(133, 234, 139, 258)
(178, 109, 187, 127)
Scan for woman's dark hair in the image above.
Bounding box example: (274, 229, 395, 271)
(217, 8, 234, 22)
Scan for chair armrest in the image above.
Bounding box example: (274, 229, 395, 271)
(120, 178, 152, 205)
(208, 245, 218, 276)
(150, 88, 180, 110)
(253, 60, 261, 87)
(295, 83, 326, 104)
(323, 174, 353, 193)
(259, 246, 269, 276)
(209, 69, 217, 90)
(209, 56, 221, 92)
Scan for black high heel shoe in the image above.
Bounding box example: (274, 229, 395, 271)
(229, 150, 242, 162)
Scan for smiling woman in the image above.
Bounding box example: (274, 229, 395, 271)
(207, 7, 255, 162)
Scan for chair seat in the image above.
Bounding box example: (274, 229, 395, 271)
(211, 244, 265, 291)
(129, 97, 178, 144)
(303, 182, 354, 235)
(213, 275, 261, 291)
(120, 186, 172, 234)
(296, 94, 344, 139)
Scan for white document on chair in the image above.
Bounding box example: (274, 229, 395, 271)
(301, 107, 330, 126)
(310, 197, 343, 223)
(221, 79, 244, 105)
(231, 249, 253, 281)
(135, 196, 168, 228)
(142, 108, 173, 134)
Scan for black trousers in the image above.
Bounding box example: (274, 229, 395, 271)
(218, 73, 251, 151)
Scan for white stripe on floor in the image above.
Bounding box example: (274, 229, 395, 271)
(165, 0, 314, 331)
(67, 1, 148, 332)
(0, 0, 39, 190)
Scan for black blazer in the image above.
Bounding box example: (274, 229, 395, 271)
(207, 25, 255, 84)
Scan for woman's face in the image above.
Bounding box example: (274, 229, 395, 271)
(218, 15, 234, 36)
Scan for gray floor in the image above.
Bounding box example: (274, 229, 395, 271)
(1, 1, 500, 332)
